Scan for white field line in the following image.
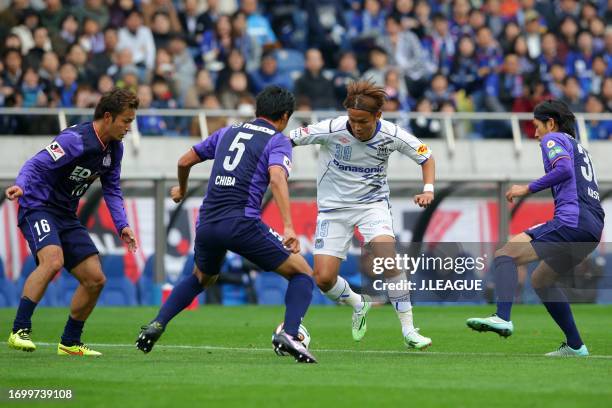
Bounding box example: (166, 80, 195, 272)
(36, 342, 612, 359)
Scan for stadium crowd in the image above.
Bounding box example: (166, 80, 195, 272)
(0, 0, 610, 139)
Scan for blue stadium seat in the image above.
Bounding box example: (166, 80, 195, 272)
(16, 255, 61, 307)
(99, 255, 137, 306)
(254, 272, 288, 305)
(274, 48, 305, 76)
(221, 283, 248, 306)
(0, 257, 17, 307)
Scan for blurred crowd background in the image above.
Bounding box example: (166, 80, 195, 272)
(0, 0, 610, 139)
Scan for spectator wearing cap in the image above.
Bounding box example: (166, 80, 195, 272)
(294, 48, 336, 110)
(248, 51, 293, 94)
(524, 10, 544, 60)
(118, 9, 156, 73)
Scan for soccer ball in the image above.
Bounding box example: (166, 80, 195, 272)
(272, 322, 311, 355)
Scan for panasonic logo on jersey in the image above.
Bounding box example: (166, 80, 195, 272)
(332, 159, 384, 173)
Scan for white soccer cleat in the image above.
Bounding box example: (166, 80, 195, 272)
(404, 328, 432, 350)
(466, 314, 514, 338)
(545, 343, 589, 357)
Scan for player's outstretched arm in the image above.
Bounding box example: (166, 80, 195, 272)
(4, 185, 23, 201)
(171, 148, 202, 203)
(269, 166, 300, 254)
(414, 155, 436, 208)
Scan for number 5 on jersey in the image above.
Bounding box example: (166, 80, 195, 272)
(223, 132, 253, 171)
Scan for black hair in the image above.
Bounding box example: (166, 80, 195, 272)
(534, 99, 577, 137)
(94, 88, 139, 120)
(255, 85, 295, 121)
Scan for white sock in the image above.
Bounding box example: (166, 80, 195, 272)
(386, 273, 415, 336)
(324, 276, 363, 311)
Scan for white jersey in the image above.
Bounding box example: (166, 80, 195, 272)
(289, 116, 431, 210)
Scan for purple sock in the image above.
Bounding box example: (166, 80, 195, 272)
(494, 255, 517, 321)
(61, 316, 85, 345)
(155, 275, 203, 327)
(12, 297, 38, 332)
(535, 286, 583, 349)
(283, 274, 314, 337)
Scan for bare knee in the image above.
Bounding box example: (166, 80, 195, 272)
(314, 269, 336, 291)
(38, 250, 64, 277)
(83, 273, 106, 292)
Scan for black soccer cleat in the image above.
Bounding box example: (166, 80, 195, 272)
(136, 321, 165, 353)
(272, 330, 317, 364)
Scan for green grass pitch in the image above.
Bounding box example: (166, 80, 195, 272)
(1, 305, 611, 408)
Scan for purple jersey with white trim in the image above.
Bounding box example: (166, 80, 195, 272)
(539, 132, 604, 233)
(15, 122, 129, 233)
(192, 118, 293, 223)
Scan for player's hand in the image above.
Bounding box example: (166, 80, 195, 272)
(282, 226, 300, 254)
(414, 191, 434, 208)
(5, 185, 23, 201)
(170, 185, 184, 203)
(120, 227, 138, 253)
(505, 184, 530, 203)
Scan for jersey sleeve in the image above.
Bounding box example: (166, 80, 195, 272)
(192, 126, 228, 160)
(541, 133, 571, 167)
(393, 126, 432, 164)
(267, 134, 293, 177)
(100, 142, 129, 234)
(14, 130, 83, 194)
(289, 119, 334, 146)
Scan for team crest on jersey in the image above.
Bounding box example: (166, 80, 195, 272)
(45, 141, 66, 161)
(282, 155, 292, 173)
(546, 140, 556, 148)
(315, 238, 324, 249)
(102, 153, 112, 167)
(338, 136, 350, 144)
(300, 127, 309, 135)
(417, 144, 429, 155)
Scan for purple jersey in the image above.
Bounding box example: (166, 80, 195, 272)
(538, 132, 604, 232)
(192, 118, 293, 223)
(15, 122, 129, 234)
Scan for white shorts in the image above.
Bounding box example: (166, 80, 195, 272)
(313, 201, 395, 259)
